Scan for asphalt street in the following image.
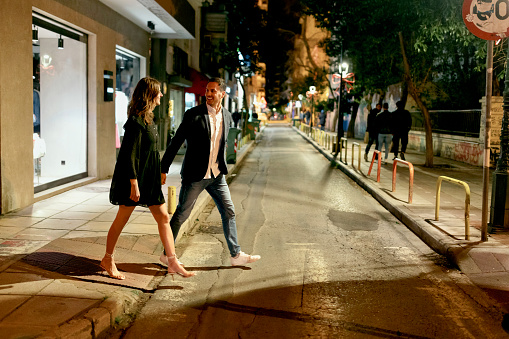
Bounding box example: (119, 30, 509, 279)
(120, 125, 507, 338)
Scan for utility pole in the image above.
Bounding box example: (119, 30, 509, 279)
(481, 40, 493, 241)
(489, 41, 509, 232)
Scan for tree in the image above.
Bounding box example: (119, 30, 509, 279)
(208, 0, 268, 134)
(300, 0, 488, 167)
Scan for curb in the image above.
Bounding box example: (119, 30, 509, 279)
(293, 126, 509, 321)
(293, 127, 468, 265)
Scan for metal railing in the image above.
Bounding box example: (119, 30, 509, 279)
(410, 110, 481, 138)
(435, 176, 471, 240)
(351, 142, 361, 170)
(238, 134, 251, 149)
(392, 159, 414, 204)
(367, 150, 382, 182)
(338, 137, 348, 163)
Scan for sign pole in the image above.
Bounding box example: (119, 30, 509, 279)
(482, 40, 493, 241)
(463, 0, 509, 235)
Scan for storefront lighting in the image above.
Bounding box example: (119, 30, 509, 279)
(58, 35, 64, 49)
(32, 26, 38, 43)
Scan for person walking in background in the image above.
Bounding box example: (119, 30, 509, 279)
(232, 110, 241, 128)
(318, 110, 326, 130)
(375, 103, 393, 164)
(364, 103, 381, 161)
(391, 101, 412, 160)
(304, 109, 311, 124)
(160, 77, 261, 267)
(102, 77, 194, 280)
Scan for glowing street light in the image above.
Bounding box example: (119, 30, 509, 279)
(307, 86, 318, 130)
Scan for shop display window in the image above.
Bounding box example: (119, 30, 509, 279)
(115, 49, 141, 152)
(32, 14, 87, 192)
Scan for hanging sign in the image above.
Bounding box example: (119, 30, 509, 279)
(463, 0, 509, 40)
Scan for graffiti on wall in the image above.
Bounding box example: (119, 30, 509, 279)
(454, 142, 483, 165)
(408, 134, 425, 152)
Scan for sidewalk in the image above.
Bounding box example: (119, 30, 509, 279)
(295, 126, 509, 318)
(0, 132, 259, 338)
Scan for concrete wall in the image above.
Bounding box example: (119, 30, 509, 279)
(0, 2, 34, 213)
(407, 131, 483, 166)
(0, 0, 150, 214)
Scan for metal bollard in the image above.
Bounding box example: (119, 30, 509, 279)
(435, 176, 471, 240)
(392, 159, 414, 204)
(168, 186, 177, 214)
(351, 142, 361, 170)
(367, 150, 382, 182)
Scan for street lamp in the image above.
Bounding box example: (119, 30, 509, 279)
(308, 86, 317, 130)
(335, 62, 349, 155)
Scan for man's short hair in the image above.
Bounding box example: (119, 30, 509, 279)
(383, 103, 389, 109)
(208, 77, 226, 92)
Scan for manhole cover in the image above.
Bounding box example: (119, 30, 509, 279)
(328, 210, 379, 231)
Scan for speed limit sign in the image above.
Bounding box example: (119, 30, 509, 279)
(463, 0, 509, 40)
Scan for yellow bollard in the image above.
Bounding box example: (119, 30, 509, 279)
(168, 186, 176, 214)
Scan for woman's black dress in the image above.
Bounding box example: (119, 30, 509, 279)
(109, 115, 165, 207)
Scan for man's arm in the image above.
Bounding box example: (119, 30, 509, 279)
(161, 112, 189, 173)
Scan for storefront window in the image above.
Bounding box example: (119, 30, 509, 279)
(32, 15, 87, 192)
(115, 49, 141, 152)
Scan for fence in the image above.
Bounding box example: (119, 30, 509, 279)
(410, 110, 481, 138)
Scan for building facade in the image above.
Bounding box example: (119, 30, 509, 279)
(0, 0, 198, 214)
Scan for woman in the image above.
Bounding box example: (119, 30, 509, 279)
(100, 77, 194, 280)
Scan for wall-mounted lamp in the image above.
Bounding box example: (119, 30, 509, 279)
(58, 35, 64, 49)
(32, 25, 38, 43)
(147, 21, 155, 31)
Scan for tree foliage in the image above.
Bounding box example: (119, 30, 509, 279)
(210, 0, 268, 77)
(300, 0, 493, 109)
(299, 0, 505, 166)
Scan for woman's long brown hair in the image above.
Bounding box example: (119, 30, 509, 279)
(127, 77, 161, 125)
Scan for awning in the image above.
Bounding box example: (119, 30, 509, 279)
(185, 68, 209, 96)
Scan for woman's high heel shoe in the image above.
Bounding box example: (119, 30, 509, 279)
(167, 254, 195, 280)
(100, 252, 125, 280)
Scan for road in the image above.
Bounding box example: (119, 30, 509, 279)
(121, 125, 507, 338)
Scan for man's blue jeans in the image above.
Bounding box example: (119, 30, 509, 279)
(377, 133, 391, 160)
(170, 174, 241, 257)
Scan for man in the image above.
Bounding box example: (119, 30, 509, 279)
(375, 103, 392, 164)
(232, 110, 241, 128)
(318, 110, 326, 130)
(391, 101, 412, 160)
(160, 77, 261, 266)
(364, 103, 381, 161)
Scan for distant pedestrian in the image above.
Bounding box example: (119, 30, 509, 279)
(391, 101, 412, 160)
(375, 103, 392, 164)
(252, 112, 258, 119)
(364, 103, 381, 161)
(319, 110, 326, 130)
(304, 110, 311, 124)
(161, 77, 261, 267)
(232, 111, 241, 128)
(102, 77, 194, 280)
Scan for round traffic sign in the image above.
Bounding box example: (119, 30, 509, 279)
(463, 0, 509, 40)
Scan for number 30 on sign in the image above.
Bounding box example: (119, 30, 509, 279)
(463, 0, 509, 40)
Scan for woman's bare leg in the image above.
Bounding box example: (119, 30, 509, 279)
(149, 204, 194, 278)
(100, 205, 135, 280)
